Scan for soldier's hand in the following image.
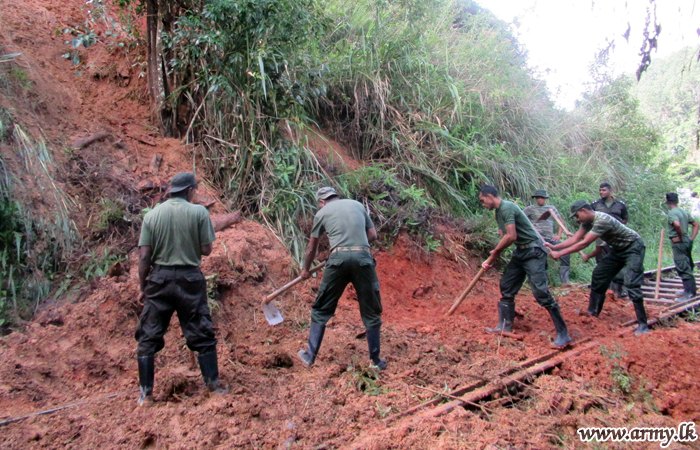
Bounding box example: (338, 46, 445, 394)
(549, 250, 561, 260)
(581, 253, 590, 263)
(481, 260, 492, 270)
(137, 291, 145, 304)
(300, 269, 311, 280)
(566, 231, 574, 237)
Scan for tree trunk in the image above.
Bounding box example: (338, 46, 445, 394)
(146, 0, 166, 134)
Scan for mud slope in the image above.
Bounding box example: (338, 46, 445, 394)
(1, 0, 700, 449)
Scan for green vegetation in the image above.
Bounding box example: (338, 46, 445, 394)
(2, 0, 694, 325)
(135, 0, 670, 273)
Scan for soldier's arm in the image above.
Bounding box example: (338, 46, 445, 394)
(691, 220, 699, 241)
(547, 226, 586, 250)
(366, 226, 377, 243)
(620, 203, 629, 224)
(138, 245, 153, 303)
(301, 237, 320, 279)
(551, 231, 597, 259)
(672, 220, 684, 239)
(483, 224, 516, 269)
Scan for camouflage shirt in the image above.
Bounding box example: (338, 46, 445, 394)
(522, 204, 562, 241)
(667, 207, 695, 240)
(582, 212, 640, 251)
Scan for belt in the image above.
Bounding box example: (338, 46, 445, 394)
(515, 243, 540, 250)
(670, 237, 683, 243)
(154, 264, 199, 270)
(331, 246, 370, 253)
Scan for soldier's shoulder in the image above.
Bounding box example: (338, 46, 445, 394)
(591, 198, 603, 205)
(615, 198, 627, 205)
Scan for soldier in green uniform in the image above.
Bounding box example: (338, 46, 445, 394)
(135, 172, 226, 406)
(523, 189, 572, 285)
(298, 187, 385, 369)
(590, 183, 629, 297)
(548, 200, 650, 335)
(666, 193, 698, 301)
(478, 185, 572, 347)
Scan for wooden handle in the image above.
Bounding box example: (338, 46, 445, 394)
(447, 265, 488, 316)
(550, 210, 586, 257)
(654, 230, 665, 300)
(263, 262, 326, 304)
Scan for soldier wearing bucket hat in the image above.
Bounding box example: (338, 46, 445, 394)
(298, 187, 386, 369)
(523, 189, 571, 285)
(547, 200, 650, 335)
(135, 172, 226, 406)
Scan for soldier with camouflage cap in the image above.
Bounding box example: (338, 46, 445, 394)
(547, 200, 650, 335)
(298, 187, 386, 369)
(523, 189, 572, 285)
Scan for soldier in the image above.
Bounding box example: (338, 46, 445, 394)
(298, 187, 385, 369)
(590, 183, 629, 297)
(478, 185, 572, 347)
(523, 189, 572, 285)
(548, 200, 650, 335)
(135, 172, 226, 406)
(666, 193, 698, 301)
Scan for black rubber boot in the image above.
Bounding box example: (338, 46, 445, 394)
(594, 291, 607, 317)
(137, 355, 154, 406)
(676, 279, 697, 302)
(298, 322, 325, 367)
(547, 306, 572, 347)
(198, 349, 228, 394)
(366, 326, 387, 370)
(586, 292, 604, 317)
(633, 301, 650, 336)
(559, 266, 570, 286)
(486, 301, 514, 333)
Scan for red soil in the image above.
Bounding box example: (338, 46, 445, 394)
(1, 0, 700, 449)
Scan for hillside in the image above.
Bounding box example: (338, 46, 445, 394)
(1, 0, 700, 449)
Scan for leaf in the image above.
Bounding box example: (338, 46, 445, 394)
(257, 55, 267, 99)
(72, 39, 82, 48)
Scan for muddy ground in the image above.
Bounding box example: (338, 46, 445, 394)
(1, 0, 700, 449)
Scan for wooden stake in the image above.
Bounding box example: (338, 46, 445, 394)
(654, 230, 665, 301)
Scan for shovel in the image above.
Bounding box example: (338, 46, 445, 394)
(261, 262, 326, 325)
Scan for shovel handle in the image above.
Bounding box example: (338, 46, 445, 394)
(263, 262, 326, 304)
(447, 263, 489, 316)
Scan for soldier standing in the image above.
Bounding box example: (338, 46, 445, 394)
(548, 200, 650, 335)
(523, 189, 572, 285)
(666, 193, 698, 301)
(298, 187, 386, 369)
(478, 185, 572, 347)
(135, 172, 226, 406)
(590, 183, 629, 297)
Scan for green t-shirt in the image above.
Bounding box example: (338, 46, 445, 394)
(582, 211, 640, 251)
(139, 197, 216, 266)
(495, 200, 540, 246)
(667, 207, 695, 239)
(522, 204, 562, 240)
(311, 199, 374, 250)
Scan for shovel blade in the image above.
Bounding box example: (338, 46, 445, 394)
(262, 301, 284, 326)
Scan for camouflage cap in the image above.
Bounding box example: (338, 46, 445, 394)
(569, 199, 590, 218)
(316, 187, 338, 201)
(167, 172, 197, 194)
(532, 189, 549, 198)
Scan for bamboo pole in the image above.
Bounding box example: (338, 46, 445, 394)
(654, 230, 665, 301)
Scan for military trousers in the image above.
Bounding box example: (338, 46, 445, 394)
(672, 238, 696, 289)
(311, 250, 382, 329)
(500, 246, 558, 310)
(590, 239, 645, 304)
(135, 265, 217, 356)
(596, 243, 625, 287)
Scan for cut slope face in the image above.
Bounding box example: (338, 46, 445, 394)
(1, 0, 700, 449)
